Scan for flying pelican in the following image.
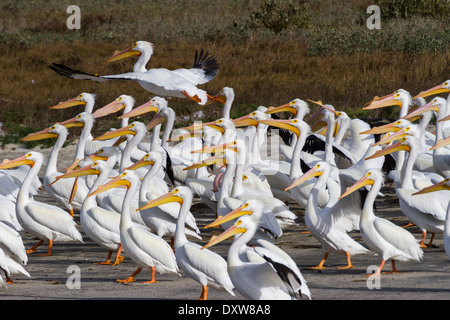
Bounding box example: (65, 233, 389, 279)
(20, 124, 89, 217)
(339, 168, 423, 276)
(54, 161, 124, 265)
(0, 152, 83, 256)
(138, 186, 234, 300)
(49, 41, 218, 105)
(285, 162, 370, 269)
(202, 213, 308, 300)
(204, 198, 311, 299)
(88, 170, 180, 283)
(413, 177, 450, 258)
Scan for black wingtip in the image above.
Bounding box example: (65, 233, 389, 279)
(193, 49, 219, 80)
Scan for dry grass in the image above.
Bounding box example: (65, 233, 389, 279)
(0, 0, 449, 140)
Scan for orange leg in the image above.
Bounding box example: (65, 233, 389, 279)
(94, 250, 113, 265)
(311, 252, 328, 270)
(419, 231, 428, 248)
(199, 285, 208, 300)
(427, 233, 436, 247)
(141, 266, 157, 284)
(337, 252, 354, 269)
(181, 91, 202, 104)
(112, 244, 124, 266)
(37, 239, 53, 256)
(117, 267, 142, 284)
(26, 240, 44, 254)
(69, 209, 74, 217)
(6, 277, 14, 284)
(401, 221, 415, 228)
(367, 259, 386, 277)
(384, 259, 401, 274)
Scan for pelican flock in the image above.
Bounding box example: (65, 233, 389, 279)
(0, 41, 449, 300)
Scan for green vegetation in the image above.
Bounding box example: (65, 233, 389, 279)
(0, 0, 448, 146)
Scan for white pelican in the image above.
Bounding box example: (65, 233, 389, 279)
(204, 198, 311, 299)
(54, 161, 124, 265)
(89, 170, 180, 283)
(0, 220, 30, 284)
(202, 214, 308, 300)
(363, 89, 417, 170)
(286, 162, 370, 269)
(49, 41, 218, 105)
(339, 168, 423, 276)
(366, 136, 448, 247)
(138, 186, 234, 300)
(0, 152, 83, 256)
(413, 177, 450, 258)
(20, 124, 89, 217)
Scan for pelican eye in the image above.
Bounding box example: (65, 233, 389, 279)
(121, 172, 127, 177)
(394, 93, 400, 98)
(93, 161, 98, 166)
(173, 188, 179, 193)
(117, 97, 123, 102)
(289, 101, 295, 105)
(242, 175, 248, 180)
(76, 115, 82, 119)
(78, 94, 83, 98)
(292, 119, 298, 123)
(50, 126, 56, 130)
(98, 149, 104, 154)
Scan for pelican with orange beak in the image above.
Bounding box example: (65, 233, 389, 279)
(54, 160, 124, 265)
(88, 170, 180, 283)
(0, 152, 83, 256)
(20, 124, 89, 217)
(138, 186, 234, 300)
(339, 168, 423, 276)
(50, 41, 218, 105)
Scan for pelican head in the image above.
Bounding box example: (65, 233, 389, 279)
(204, 199, 264, 229)
(137, 186, 193, 211)
(19, 123, 67, 142)
(119, 96, 166, 119)
(285, 161, 330, 191)
(49, 92, 96, 111)
(339, 169, 383, 200)
(105, 41, 153, 63)
(92, 95, 135, 119)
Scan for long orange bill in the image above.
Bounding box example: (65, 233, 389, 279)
(412, 82, 450, 99)
(412, 178, 450, 195)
